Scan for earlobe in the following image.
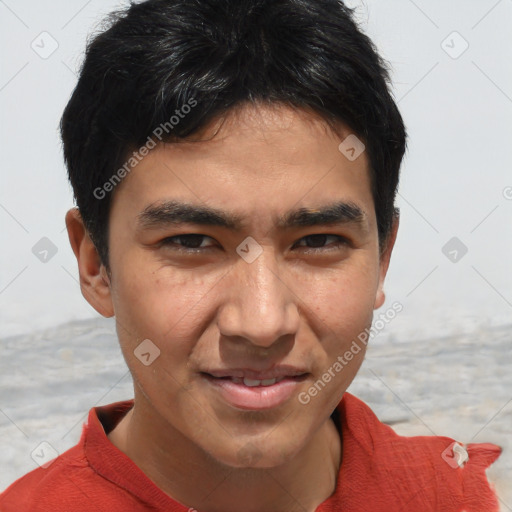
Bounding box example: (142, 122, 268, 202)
(374, 214, 399, 310)
(65, 208, 114, 317)
(374, 288, 386, 310)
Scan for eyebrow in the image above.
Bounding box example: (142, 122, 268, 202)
(136, 199, 367, 232)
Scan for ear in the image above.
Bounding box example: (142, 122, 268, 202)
(374, 213, 399, 310)
(65, 207, 114, 317)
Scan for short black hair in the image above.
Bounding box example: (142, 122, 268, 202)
(60, 0, 406, 269)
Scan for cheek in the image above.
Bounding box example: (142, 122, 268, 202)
(292, 260, 378, 394)
(109, 266, 222, 395)
(110, 265, 222, 395)
(112, 258, 222, 337)
(293, 260, 379, 335)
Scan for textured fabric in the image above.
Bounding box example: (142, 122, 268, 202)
(0, 393, 501, 511)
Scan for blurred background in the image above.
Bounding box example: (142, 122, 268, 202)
(1, 0, 511, 508)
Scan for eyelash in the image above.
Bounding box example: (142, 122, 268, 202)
(159, 234, 349, 254)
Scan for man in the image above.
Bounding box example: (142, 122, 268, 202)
(0, 0, 501, 510)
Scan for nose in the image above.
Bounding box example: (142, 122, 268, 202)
(216, 246, 300, 348)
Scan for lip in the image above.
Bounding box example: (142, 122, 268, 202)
(202, 369, 308, 411)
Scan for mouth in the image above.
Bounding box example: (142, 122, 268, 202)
(201, 368, 309, 410)
(218, 376, 288, 386)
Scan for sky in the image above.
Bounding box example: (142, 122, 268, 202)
(1, 0, 511, 341)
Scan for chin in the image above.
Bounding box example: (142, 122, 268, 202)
(204, 432, 307, 470)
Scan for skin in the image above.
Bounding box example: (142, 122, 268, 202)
(66, 103, 398, 512)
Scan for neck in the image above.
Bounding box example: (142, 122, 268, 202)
(108, 397, 342, 512)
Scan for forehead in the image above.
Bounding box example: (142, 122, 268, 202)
(110, 103, 375, 231)
(180, 103, 354, 164)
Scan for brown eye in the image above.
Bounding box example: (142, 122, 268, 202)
(294, 234, 348, 252)
(161, 234, 217, 251)
(303, 234, 328, 248)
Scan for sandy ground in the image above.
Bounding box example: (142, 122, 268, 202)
(0, 317, 510, 509)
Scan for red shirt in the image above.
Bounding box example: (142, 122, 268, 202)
(0, 393, 501, 511)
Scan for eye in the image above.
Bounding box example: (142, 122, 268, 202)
(293, 234, 349, 253)
(160, 234, 218, 252)
(159, 233, 349, 255)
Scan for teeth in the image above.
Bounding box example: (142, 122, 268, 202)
(242, 377, 277, 387)
(221, 376, 289, 386)
(243, 378, 262, 387)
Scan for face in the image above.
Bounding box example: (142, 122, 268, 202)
(76, 103, 395, 468)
